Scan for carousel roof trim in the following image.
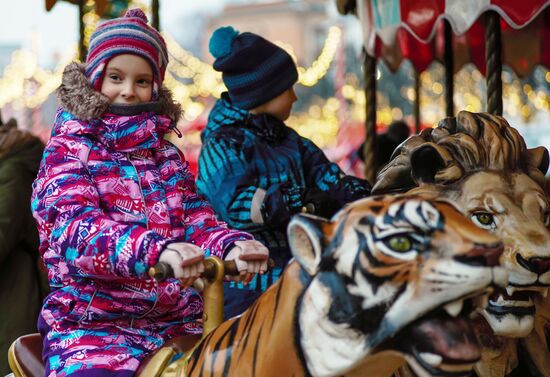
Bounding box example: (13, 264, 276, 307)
(337, 0, 550, 76)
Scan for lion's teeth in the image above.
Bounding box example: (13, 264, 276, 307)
(542, 288, 548, 298)
(506, 286, 516, 296)
(444, 300, 463, 317)
(419, 352, 443, 367)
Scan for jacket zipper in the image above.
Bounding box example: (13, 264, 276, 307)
(126, 152, 159, 318)
(127, 152, 149, 229)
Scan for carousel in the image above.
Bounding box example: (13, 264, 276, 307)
(7, 1, 550, 376)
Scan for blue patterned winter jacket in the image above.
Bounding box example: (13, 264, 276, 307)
(197, 94, 370, 292)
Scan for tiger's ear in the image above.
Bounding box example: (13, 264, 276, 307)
(287, 214, 328, 276)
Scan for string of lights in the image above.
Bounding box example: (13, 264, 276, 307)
(0, 21, 548, 149)
(0, 49, 74, 110)
(0, 25, 341, 117)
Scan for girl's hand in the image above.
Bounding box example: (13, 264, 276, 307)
(159, 242, 205, 288)
(224, 240, 269, 283)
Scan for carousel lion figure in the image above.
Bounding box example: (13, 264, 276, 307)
(373, 111, 550, 377)
(146, 194, 507, 377)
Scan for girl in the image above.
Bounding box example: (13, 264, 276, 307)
(31, 9, 268, 377)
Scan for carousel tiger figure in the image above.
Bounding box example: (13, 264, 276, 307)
(373, 111, 550, 377)
(155, 195, 508, 377)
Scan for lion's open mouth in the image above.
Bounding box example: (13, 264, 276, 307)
(486, 287, 536, 316)
(387, 298, 481, 377)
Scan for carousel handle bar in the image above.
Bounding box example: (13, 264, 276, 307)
(148, 258, 275, 281)
(149, 256, 274, 336)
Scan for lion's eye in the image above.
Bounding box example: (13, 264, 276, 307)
(544, 212, 550, 227)
(471, 212, 496, 230)
(386, 236, 412, 252)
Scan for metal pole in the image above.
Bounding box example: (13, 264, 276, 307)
(485, 11, 503, 115)
(414, 69, 420, 133)
(152, 0, 160, 31)
(444, 20, 454, 117)
(78, 0, 87, 62)
(363, 52, 377, 184)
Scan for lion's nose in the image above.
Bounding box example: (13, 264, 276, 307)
(454, 242, 503, 267)
(516, 255, 550, 275)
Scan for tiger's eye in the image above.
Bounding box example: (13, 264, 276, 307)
(389, 236, 411, 252)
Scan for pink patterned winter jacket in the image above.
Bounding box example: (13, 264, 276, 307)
(31, 63, 252, 329)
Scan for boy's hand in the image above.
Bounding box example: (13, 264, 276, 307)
(159, 242, 205, 288)
(302, 188, 342, 219)
(225, 240, 269, 283)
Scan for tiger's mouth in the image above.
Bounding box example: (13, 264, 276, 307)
(387, 298, 481, 377)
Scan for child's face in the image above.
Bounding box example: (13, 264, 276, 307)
(100, 54, 153, 104)
(252, 88, 297, 121)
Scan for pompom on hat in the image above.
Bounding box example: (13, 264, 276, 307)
(85, 8, 168, 97)
(209, 26, 298, 110)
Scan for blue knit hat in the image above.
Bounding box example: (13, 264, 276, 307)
(209, 26, 298, 110)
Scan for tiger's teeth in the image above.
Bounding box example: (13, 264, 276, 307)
(444, 300, 463, 317)
(506, 286, 516, 296)
(419, 352, 443, 367)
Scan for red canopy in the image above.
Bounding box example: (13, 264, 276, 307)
(355, 0, 550, 76)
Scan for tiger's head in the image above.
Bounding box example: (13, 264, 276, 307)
(289, 195, 508, 377)
(373, 111, 550, 339)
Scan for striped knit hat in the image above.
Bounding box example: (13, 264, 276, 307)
(209, 26, 298, 110)
(85, 8, 168, 97)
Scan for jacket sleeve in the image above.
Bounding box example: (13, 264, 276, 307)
(31, 137, 170, 279)
(0, 162, 28, 265)
(197, 135, 303, 230)
(300, 136, 371, 204)
(175, 149, 254, 258)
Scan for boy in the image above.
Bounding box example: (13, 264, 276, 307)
(197, 26, 371, 318)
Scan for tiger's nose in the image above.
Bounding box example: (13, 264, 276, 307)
(517, 255, 550, 275)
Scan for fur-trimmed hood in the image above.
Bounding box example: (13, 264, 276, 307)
(57, 62, 181, 124)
